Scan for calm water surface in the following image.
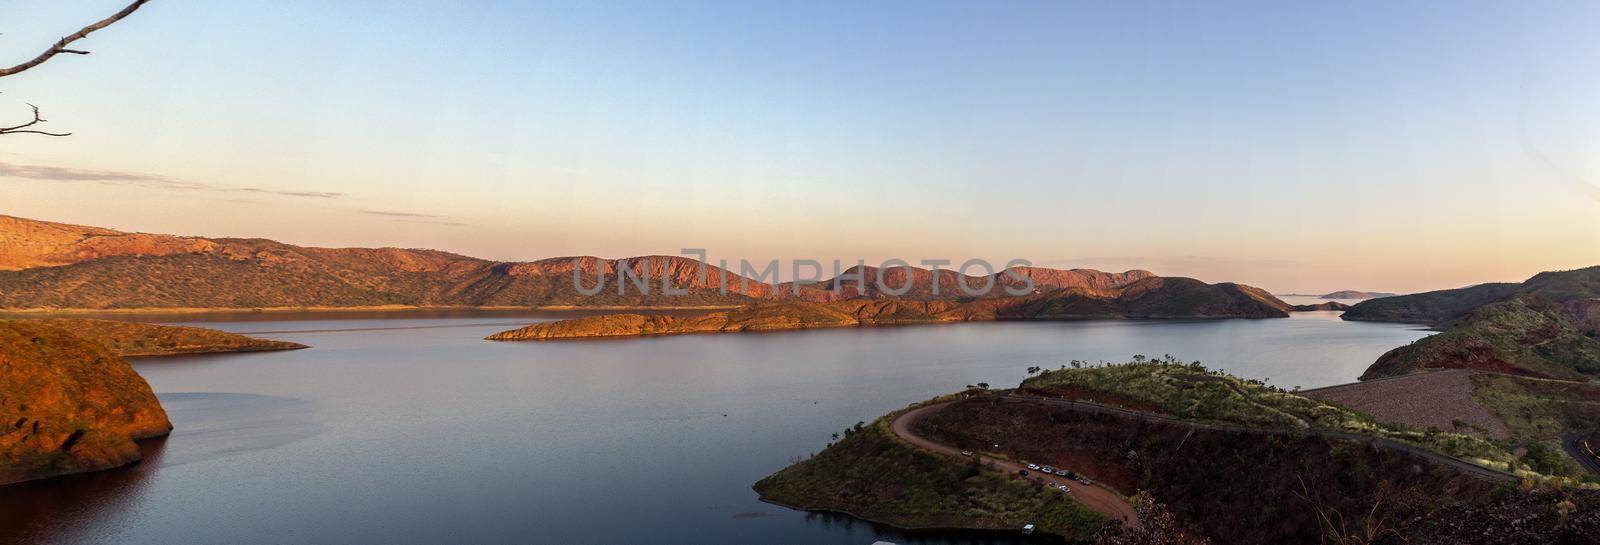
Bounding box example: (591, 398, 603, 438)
(0, 304, 1427, 545)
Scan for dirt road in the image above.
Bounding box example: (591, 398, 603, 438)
(889, 402, 1140, 527)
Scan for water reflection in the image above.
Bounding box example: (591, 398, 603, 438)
(798, 511, 1065, 544)
(0, 438, 167, 545)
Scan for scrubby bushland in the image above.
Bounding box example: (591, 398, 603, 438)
(753, 405, 1107, 541)
(916, 398, 1509, 545)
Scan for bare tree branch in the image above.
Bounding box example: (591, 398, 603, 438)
(1, 1, 151, 136)
(0, 0, 151, 78)
(0, 103, 70, 136)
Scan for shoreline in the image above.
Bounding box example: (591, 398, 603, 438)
(488, 313, 1293, 342)
(752, 497, 1042, 539)
(122, 343, 309, 358)
(0, 304, 746, 316)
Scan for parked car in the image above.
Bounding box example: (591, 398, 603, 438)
(1041, 465, 1054, 473)
(1058, 485, 1071, 493)
(1027, 463, 1039, 470)
(1078, 477, 1093, 485)
(1054, 470, 1068, 477)
(960, 450, 973, 457)
(1018, 469, 1029, 476)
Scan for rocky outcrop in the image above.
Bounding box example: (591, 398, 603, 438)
(0, 318, 303, 485)
(489, 277, 1292, 340)
(0, 320, 172, 485)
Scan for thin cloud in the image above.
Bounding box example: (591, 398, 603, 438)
(233, 187, 346, 199)
(400, 219, 468, 227)
(0, 161, 345, 199)
(360, 210, 468, 227)
(361, 210, 444, 219)
(0, 162, 203, 189)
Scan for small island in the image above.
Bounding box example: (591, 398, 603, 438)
(1321, 290, 1399, 300)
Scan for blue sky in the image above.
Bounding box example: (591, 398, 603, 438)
(2, 0, 1597, 292)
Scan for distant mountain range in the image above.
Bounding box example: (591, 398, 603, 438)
(1345, 266, 1600, 380)
(0, 215, 1292, 316)
(1320, 290, 1398, 300)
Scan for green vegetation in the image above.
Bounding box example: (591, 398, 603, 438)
(1349, 266, 1600, 380)
(1470, 373, 1600, 442)
(1019, 357, 1534, 477)
(753, 406, 1107, 540)
(1519, 442, 1574, 477)
(1020, 356, 1383, 432)
(1364, 298, 1600, 380)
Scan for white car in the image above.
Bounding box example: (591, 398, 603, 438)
(1027, 463, 1040, 471)
(1055, 470, 1068, 477)
(960, 450, 973, 457)
(1058, 485, 1071, 493)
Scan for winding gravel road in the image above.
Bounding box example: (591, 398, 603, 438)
(889, 402, 1140, 527)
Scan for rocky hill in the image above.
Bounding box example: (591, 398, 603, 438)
(1291, 301, 1351, 311)
(0, 215, 783, 310)
(0, 215, 1240, 313)
(1320, 290, 1398, 299)
(489, 278, 1292, 340)
(1342, 283, 1522, 323)
(783, 264, 1156, 300)
(1349, 266, 1600, 380)
(0, 320, 172, 485)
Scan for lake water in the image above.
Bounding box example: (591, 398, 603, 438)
(0, 303, 1427, 545)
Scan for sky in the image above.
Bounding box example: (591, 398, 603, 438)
(1, 0, 1597, 293)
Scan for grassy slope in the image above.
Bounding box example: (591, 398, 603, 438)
(912, 397, 1597, 545)
(1470, 373, 1600, 478)
(1471, 374, 1600, 441)
(1018, 361, 1529, 475)
(753, 407, 1107, 540)
(1351, 265, 1600, 380)
(1362, 298, 1600, 380)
